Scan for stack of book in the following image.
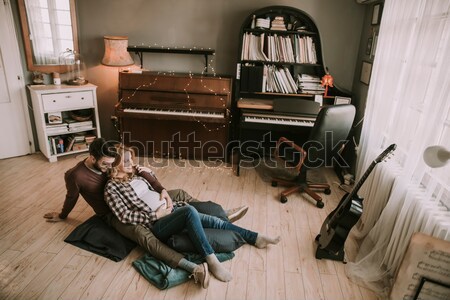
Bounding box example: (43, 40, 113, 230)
(270, 16, 286, 31)
(46, 123, 68, 135)
(255, 17, 270, 29)
(65, 134, 88, 152)
(296, 74, 325, 95)
(263, 65, 298, 94)
(66, 119, 94, 132)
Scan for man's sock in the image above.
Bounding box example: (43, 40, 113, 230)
(178, 258, 198, 273)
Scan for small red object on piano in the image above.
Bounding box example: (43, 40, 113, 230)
(321, 71, 334, 97)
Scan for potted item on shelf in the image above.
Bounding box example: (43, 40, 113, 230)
(70, 109, 93, 122)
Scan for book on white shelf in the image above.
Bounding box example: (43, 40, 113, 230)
(68, 120, 93, 128)
(69, 126, 94, 132)
(65, 136, 76, 152)
(50, 137, 57, 155)
(72, 142, 88, 151)
(73, 135, 86, 142)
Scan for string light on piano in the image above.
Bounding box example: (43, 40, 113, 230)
(119, 45, 232, 131)
(181, 72, 231, 132)
(144, 156, 233, 172)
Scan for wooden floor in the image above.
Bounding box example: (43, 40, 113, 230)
(0, 153, 380, 300)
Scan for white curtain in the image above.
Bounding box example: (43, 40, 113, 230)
(345, 0, 450, 297)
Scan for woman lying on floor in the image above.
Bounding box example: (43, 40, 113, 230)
(104, 145, 280, 288)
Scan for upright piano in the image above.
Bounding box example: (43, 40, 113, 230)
(115, 71, 232, 160)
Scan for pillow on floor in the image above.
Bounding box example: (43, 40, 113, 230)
(167, 228, 246, 253)
(188, 201, 228, 221)
(64, 215, 136, 261)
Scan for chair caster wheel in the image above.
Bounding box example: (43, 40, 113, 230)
(315, 234, 321, 241)
(271, 181, 278, 187)
(280, 195, 288, 203)
(316, 201, 324, 208)
(324, 188, 331, 195)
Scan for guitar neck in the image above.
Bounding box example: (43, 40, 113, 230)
(326, 144, 396, 229)
(346, 161, 377, 202)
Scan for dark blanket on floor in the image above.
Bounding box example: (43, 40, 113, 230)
(64, 215, 136, 262)
(133, 252, 235, 290)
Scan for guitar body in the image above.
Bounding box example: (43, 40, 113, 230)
(316, 193, 363, 255)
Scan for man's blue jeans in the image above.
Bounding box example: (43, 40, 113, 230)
(151, 205, 258, 257)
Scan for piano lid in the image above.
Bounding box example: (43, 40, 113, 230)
(273, 98, 320, 116)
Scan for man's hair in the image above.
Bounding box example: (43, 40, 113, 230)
(89, 138, 118, 160)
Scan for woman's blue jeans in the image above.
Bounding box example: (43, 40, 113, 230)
(150, 205, 258, 257)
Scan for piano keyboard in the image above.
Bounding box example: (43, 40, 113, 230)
(242, 112, 315, 127)
(123, 108, 224, 119)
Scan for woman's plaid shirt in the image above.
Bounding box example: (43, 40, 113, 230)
(105, 175, 158, 227)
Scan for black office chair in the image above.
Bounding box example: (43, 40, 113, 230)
(271, 104, 356, 208)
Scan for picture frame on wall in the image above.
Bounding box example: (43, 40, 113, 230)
(372, 4, 383, 25)
(360, 61, 372, 85)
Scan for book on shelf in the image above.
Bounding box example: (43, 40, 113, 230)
(68, 126, 94, 132)
(48, 136, 65, 154)
(67, 120, 93, 128)
(63, 133, 96, 152)
(270, 16, 287, 31)
(241, 33, 317, 64)
(240, 64, 263, 92)
(72, 142, 88, 151)
(263, 65, 298, 94)
(296, 74, 325, 94)
(65, 136, 76, 152)
(46, 123, 69, 135)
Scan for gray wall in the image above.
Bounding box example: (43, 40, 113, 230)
(76, 0, 365, 139)
(13, 0, 366, 145)
(347, 1, 384, 173)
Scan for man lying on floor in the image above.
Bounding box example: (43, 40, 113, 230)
(43, 138, 248, 288)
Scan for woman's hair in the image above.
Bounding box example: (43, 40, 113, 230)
(107, 144, 137, 181)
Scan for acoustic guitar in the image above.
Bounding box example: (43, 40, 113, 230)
(315, 143, 397, 262)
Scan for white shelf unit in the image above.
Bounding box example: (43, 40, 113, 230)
(29, 84, 101, 162)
